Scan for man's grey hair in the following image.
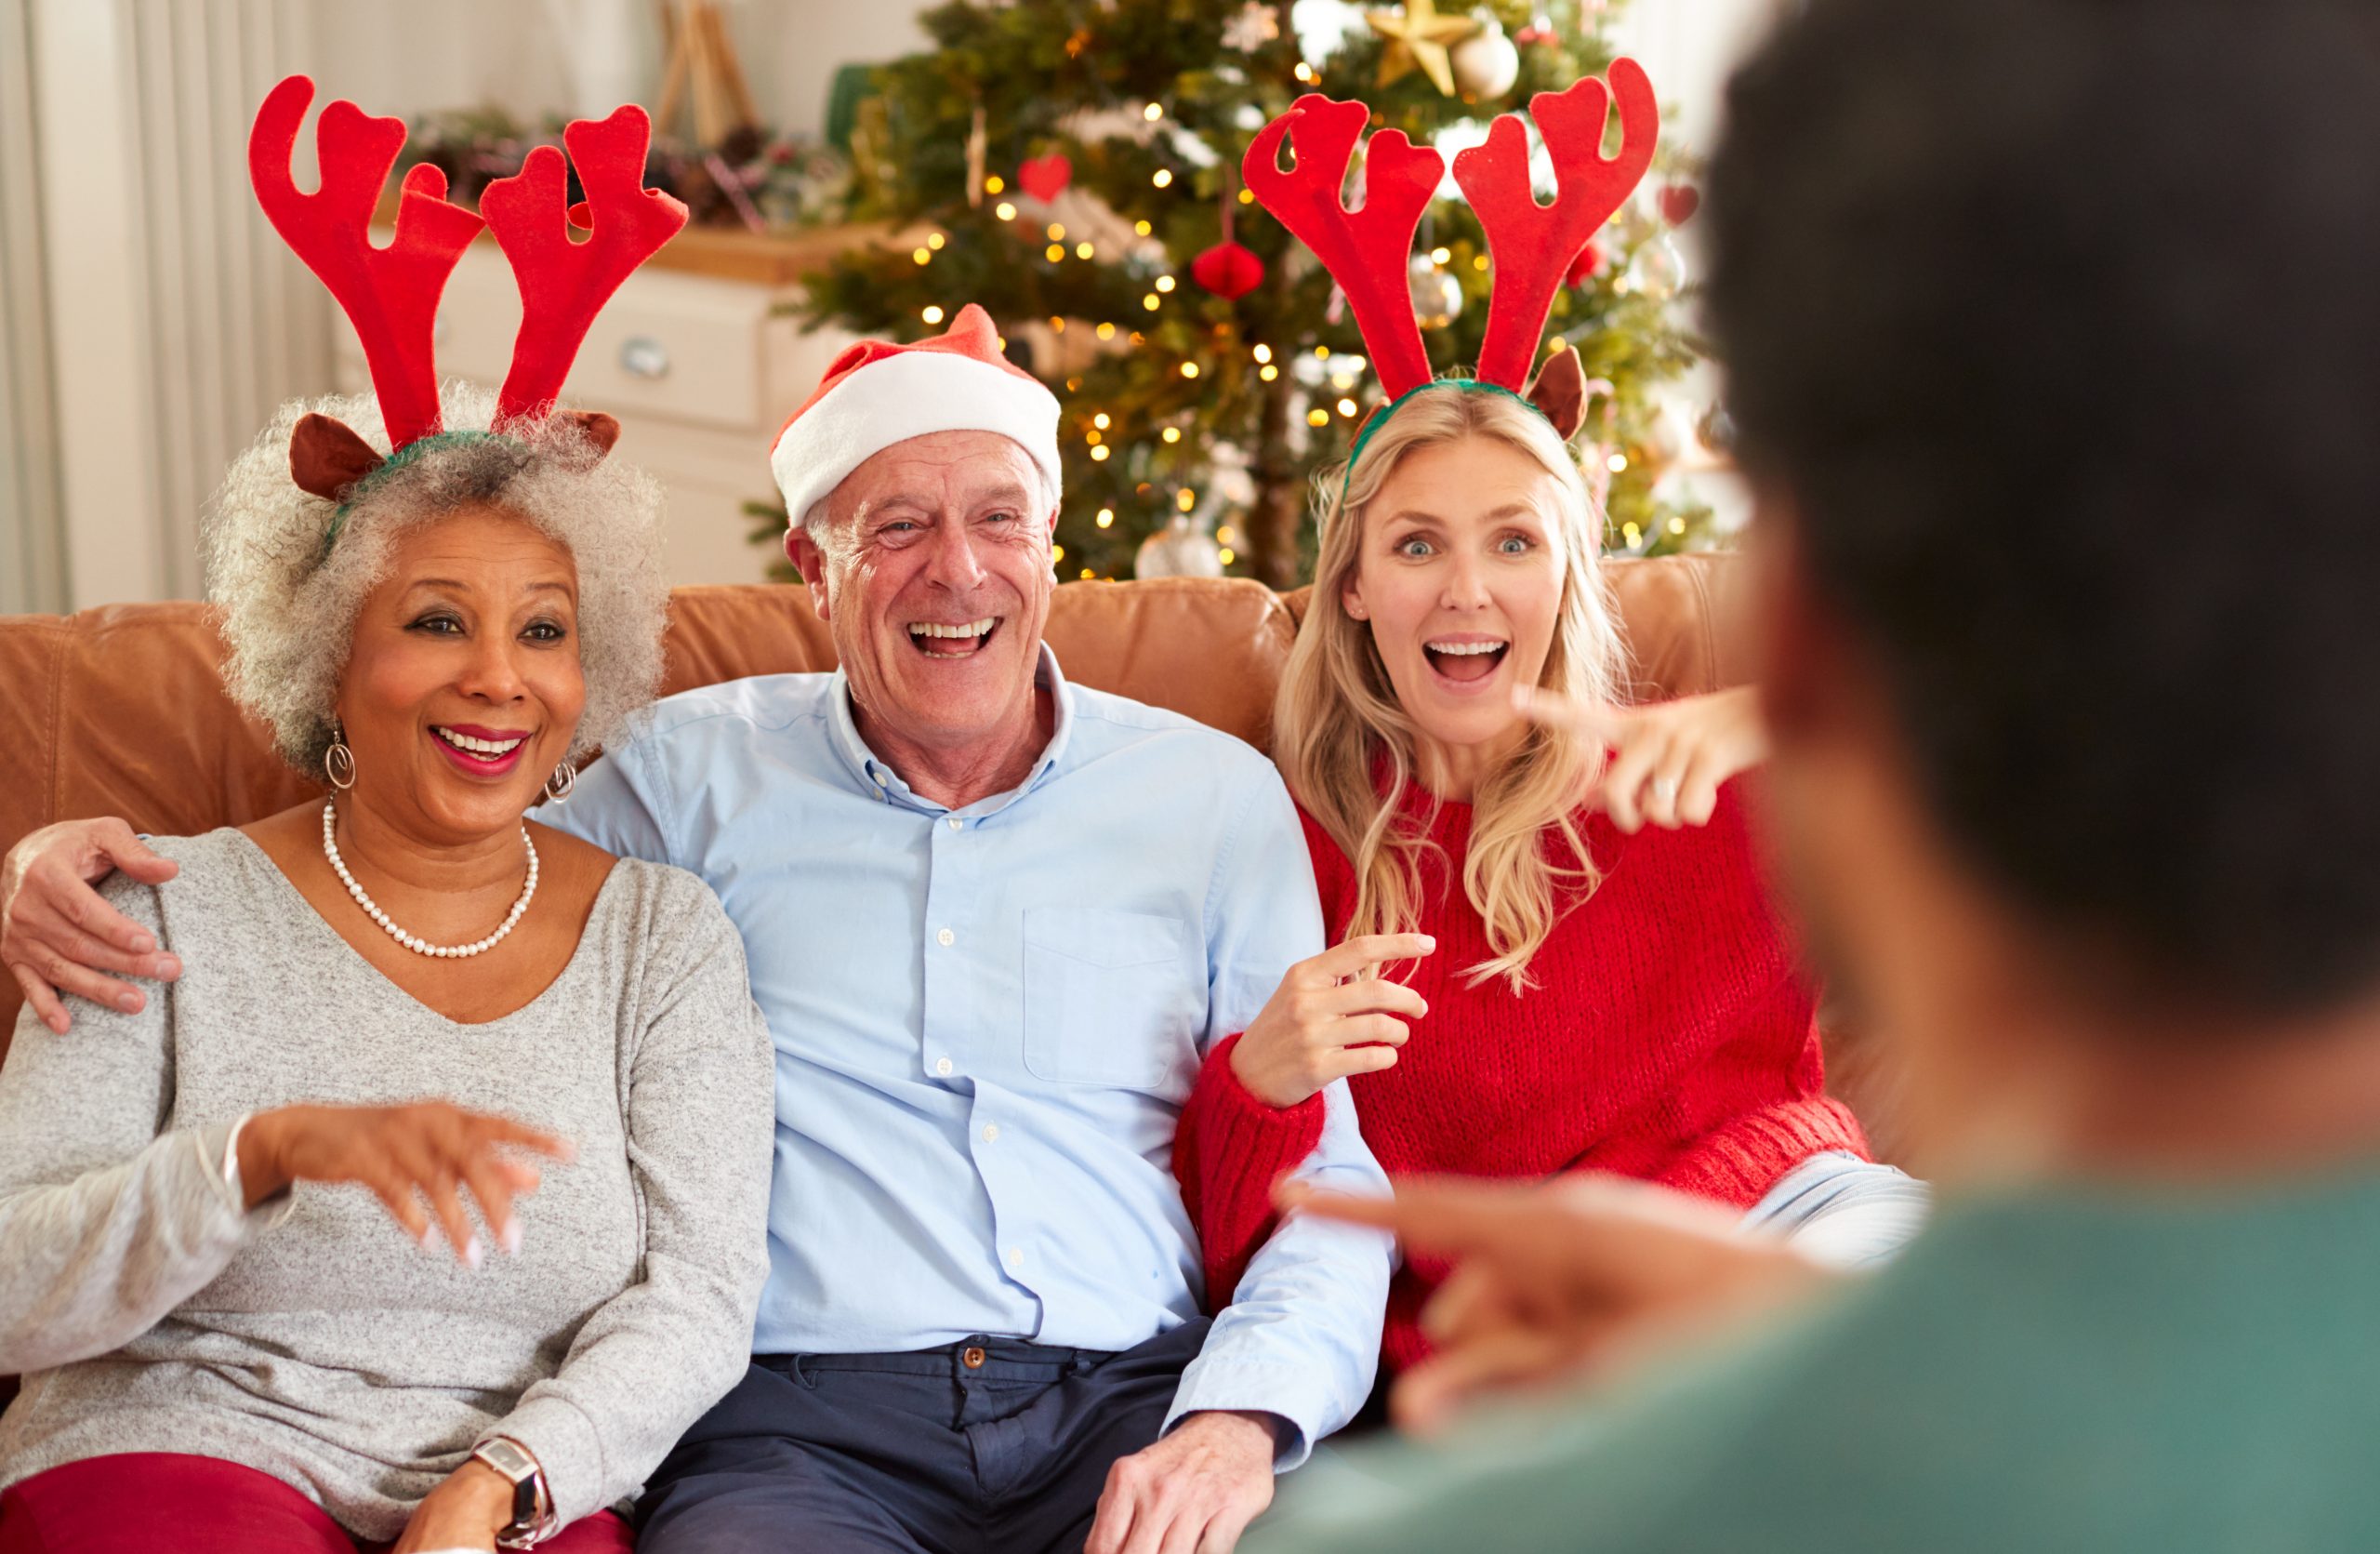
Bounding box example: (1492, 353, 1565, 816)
(205, 381, 668, 777)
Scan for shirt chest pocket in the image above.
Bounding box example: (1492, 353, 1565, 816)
(1021, 908, 1201, 1088)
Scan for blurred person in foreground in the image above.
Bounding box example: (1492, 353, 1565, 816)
(1256, 0, 2380, 1547)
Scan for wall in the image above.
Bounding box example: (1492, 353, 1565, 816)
(1612, 0, 1790, 155)
(314, 0, 936, 143)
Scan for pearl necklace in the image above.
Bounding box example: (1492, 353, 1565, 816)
(321, 802, 537, 959)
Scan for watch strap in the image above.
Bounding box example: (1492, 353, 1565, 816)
(470, 1436, 553, 1547)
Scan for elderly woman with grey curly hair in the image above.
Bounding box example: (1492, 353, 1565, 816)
(0, 157, 778, 1530)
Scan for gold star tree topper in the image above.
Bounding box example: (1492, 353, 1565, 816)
(1368, 0, 1481, 97)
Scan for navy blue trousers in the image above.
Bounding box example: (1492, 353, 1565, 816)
(635, 1318, 1213, 1553)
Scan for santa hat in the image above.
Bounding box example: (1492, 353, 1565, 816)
(769, 303, 1062, 526)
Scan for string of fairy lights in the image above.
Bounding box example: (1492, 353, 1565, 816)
(894, 81, 1679, 581)
(893, 94, 1353, 581)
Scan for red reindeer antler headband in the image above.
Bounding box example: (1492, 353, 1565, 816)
(1244, 60, 1659, 418)
(248, 75, 687, 507)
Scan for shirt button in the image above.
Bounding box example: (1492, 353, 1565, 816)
(937, 928, 956, 948)
(935, 1056, 954, 1077)
(982, 1123, 999, 1143)
(871, 771, 887, 788)
(946, 816, 964, 830)
(1005, 1247, 1025, 1269)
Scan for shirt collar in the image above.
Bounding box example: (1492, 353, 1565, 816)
(827, 641, 1076, 817)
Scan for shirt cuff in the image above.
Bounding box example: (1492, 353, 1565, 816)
(1163, 1357, 1351, 1472)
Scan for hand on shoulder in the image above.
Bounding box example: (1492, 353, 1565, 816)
(1, 817, 183, 1031)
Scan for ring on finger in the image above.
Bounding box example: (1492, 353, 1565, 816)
(1651, 777, 1679, 804)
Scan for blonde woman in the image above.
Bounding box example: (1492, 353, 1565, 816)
(1172, 375, 1923, 1397)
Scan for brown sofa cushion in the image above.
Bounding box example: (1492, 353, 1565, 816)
(0, 553, 1911, 1415)
(0, 556, 1752, 1056)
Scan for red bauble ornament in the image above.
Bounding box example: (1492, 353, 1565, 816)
(1192, 241, 1265, 300)
(1566, 240, 1605, 288)
(1659, 183, 1702, 226)
(1017, 153, 1073, 203)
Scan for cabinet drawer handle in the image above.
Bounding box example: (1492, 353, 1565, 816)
(619, 336, 671, 379)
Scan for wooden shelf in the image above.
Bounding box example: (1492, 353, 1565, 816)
(653, 221, 897, 286)
(372, 187, 896, 288)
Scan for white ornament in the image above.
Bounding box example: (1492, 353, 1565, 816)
(1408, 253, 1464, 329)
(322, 802, 537, 959)
(1627, 232, 1687, 302)
(1450, 16, 1520, 100)
(1291, 0, 1371, 64)
(1134, 514, 1226, 578)
(1223, 1, 1282, 52)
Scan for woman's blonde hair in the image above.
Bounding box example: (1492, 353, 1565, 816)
(1276, 385, 1626, 992)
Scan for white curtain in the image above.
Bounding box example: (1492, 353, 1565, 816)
(0, 0, 66, 616)
(21, 0, 330, 608)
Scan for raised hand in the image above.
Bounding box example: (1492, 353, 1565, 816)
(1515, 684, 1769, 833)
(238, 1101, 575, 1264)
(1, 817, 182, 1031)
(1229, 934, 1436, 1108)
(1284, 1173, 1832, 1435)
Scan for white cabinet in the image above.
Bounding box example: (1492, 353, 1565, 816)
(336, 235, 861, 586)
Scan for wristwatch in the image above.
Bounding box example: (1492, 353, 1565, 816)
(469, 1436, 556, 1548)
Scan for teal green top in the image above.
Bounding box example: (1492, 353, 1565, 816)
(1254, 1169, 2380, 1553)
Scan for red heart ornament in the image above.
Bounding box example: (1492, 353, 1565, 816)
(1017, 153, 1073, 203)
(1566, 240, 1605, 288)
(1659, 184, 1702, 227)
(1191, 241, 1265, 300)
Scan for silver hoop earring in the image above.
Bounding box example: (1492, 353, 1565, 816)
(324, 723, 357, 790)
(544, 759, 577, 804)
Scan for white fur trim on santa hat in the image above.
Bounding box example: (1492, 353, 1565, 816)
(769, 352, 1063, 528)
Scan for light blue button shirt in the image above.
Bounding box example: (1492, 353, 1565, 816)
(550, 646, 1391, 1462)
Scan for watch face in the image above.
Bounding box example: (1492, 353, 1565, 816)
(478, 1440, 535, 1480)
(474, 1441, 542, 1538)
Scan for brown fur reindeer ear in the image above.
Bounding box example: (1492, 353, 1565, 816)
(551, 409, 622, 459)
(289, 413, 387, 502)
(1521, 342, 1590, 441)
(1514, 339, 1590, 435)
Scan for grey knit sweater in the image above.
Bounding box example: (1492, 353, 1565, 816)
(0, 828, 777, 1540)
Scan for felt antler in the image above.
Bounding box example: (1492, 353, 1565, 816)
(248, 74, 484, 450)
(1454, 59, 1659, 392)
(1244, 95, 1445, 400)
(479, 105, 688, 426)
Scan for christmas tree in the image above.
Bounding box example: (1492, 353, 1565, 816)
(783, 0, 1711, 587)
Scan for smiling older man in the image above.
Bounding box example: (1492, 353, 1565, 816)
(0, 304, 1391, 1554)
(546, 308, 1394, 1552)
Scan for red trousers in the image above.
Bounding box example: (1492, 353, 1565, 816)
(0, 1454, 635, 1553)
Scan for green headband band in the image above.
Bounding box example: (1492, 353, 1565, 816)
(321, 429, 516, 558)
(1336, 377, 1543, 519)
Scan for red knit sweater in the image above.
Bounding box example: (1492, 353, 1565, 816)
(1171, 779, 1868, 1375)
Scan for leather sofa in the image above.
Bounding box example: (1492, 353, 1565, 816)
(0, 557, 1899, 1149)
(0, 554, 1922, 1415)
